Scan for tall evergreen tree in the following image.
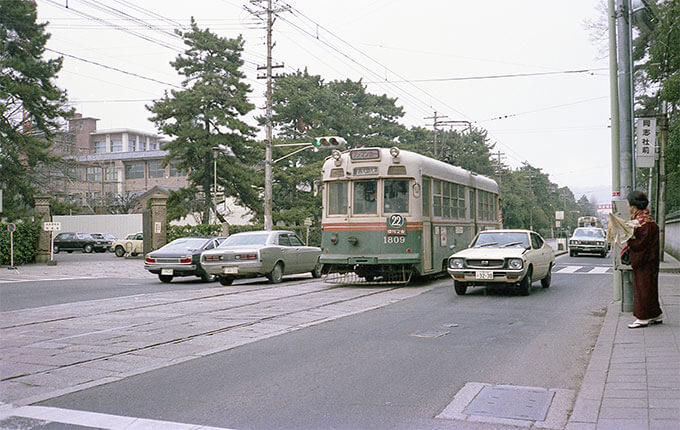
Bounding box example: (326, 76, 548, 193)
(148, 19, 260, 224)
(0, 0, 71, 219)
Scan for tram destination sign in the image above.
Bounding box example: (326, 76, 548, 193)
(386, 214, 406, 235)
(350, 149, 380, 160)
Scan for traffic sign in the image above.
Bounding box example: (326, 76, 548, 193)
(304, 218, 313, 226)
(43, 221, 62, 231)
(7, 223, 16, 233)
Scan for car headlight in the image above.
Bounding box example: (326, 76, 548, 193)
(507, 258, 523, 270)
(597, 241, 604, 246)
(449, 258, 464, 269)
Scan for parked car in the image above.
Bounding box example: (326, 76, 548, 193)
(144, 236, 226, 283)
(447, 229, 555, 296)
(52, 232, 98, 254)
(112, 232, 144, 257)
(89, 233, 115, 253)
(201, 230, 322, 286)
(569, 227, 608, 257)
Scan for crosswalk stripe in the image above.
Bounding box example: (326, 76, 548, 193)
(588, 267, 610, 274)
(556, 266, 583, 274)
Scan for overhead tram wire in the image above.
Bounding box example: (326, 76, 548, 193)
(41, 0, 184, 52)
(80, 0, 181, 39)
(276, 15, 435, 119)
(364, 68, 609, 84)
(282, 3, 470, 119)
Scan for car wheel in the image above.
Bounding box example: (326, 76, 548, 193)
(159, 274, 173, 283)
(541, 265, 552, 288)
(67, 250, 73, 253)
(454, 281, 467, 296)
(53, 245, 60, 254)
(83, 244, 94, 253)
(199, 269, 216, 282)
(311, 261, 323, 278)
(600, 251, 607, 258)
(219, 276, 234, 286)
(267, 262, 284, 284)
(569, 250, 575, 257)
(519, 268, 532, 296)
(114, 246, 125, 257)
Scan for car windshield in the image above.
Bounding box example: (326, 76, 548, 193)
(220, 233, 270, 247)
(125, 234, 137, 240)
(77, 233, 93, 239)
(573, 228, 604, 238)
(91, 233, 104, 239)
(472, 232, 529, 248)
(161, 238, 207, 251)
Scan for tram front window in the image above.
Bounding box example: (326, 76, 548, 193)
(327, 181, 348, 215)
(384, 179, 408, 213)
(353, 181, 377, 215)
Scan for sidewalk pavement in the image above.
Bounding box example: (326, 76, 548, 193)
(566, 252, 680, 429)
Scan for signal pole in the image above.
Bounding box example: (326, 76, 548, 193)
(247, 0, 288, 230)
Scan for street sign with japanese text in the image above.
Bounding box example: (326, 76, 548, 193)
(43, 221, 61, 231)
(635, 117, 656, 168)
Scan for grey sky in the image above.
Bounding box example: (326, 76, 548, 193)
(37, 0, 611, 201)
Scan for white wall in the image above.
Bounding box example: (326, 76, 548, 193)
(666, 217, 680, 261)
(52, 214, 142, 240)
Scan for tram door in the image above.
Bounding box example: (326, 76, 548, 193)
(469, 188, 478, 234)
(422, 177, 433, 271)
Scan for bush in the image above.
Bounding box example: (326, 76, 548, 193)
(0, 221, 41, 265)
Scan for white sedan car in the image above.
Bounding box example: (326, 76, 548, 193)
(447, 229, 555, 296)
(201, 230, 322, 286)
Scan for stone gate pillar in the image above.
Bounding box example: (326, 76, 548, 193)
(148, 193, 168, 254)
(34, 195, 51, 264)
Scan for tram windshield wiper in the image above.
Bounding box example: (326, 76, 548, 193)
(476, 242, 498, 247)
(501, 241, 524, 247)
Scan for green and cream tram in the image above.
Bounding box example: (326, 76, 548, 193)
(320, 147, 501, 284)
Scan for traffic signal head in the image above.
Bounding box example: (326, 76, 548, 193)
(312, 136, 347, 149)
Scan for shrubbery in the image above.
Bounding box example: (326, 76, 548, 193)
(0, 221, 41, 266)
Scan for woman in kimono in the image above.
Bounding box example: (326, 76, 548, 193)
(626, 191, 663, 328)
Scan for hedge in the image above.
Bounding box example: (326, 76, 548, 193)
(0, 221, 41, 266)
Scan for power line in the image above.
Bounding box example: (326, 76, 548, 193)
(365, 68, 609, 84)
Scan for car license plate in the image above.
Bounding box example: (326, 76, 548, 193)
(223, 266, 238, 274)
(161, 269, 173, 276)
(475, 270, 493, 280)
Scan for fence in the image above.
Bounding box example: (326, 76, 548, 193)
(665, 211, 680, 261)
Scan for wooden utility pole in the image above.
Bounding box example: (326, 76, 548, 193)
(424, 112, 446, 156)
(248, 0, 288, 230)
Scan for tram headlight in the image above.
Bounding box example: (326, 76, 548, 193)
(331, 149, 342, 160)
(449, 258, 464, 269)
(389, 147, 400, 158)
(507, 258, 523, 270)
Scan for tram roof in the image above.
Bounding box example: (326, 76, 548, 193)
(322, 147, 499, 194)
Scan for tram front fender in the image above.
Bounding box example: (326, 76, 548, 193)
(320, 254, 421, 265)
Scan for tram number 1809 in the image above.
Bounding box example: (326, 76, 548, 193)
(384, 236, 406, 244)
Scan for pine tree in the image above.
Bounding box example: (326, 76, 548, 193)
(148, 18, 260, 224)
(0, 0, 71, 219)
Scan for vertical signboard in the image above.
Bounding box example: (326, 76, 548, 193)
(635, 117, 656, 168)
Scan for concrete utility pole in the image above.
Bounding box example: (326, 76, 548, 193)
(657, 109, 668, 261)
(616, 0, 635, 197)
(248, 0, 288, 231)
(608, 0, 622, 301)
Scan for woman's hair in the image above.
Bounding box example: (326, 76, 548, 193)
(627, 190, 649, 210)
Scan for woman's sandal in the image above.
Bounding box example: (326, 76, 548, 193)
(628, 320, 649, 329)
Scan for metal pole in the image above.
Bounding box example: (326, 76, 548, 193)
(658, 110, 667, 261)
(608, 0, 622, 302)
(615, 0, 634, 311)
(10, 230, 14, 267)
(263, 0, 274, 231)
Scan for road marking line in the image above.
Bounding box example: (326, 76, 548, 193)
(0, 276, 98, 284)
(588, 267, 610, 274)
(555, 266, 582, 274)
(0, 405, 233, 430)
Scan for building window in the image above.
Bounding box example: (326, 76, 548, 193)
(129, 135, 137, 152)
(137, 139, 145, 151)
(93, 141, 106, 153)
(169, 162, 186, 177)
(125, 162, 144, 179)
(105, 167, 117, 181)
(111, 139, 122, 152)
(86, 167, 102, 182)
(148, 140, 157, 150)
(149, 160, 165, 178)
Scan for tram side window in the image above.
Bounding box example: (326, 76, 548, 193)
(353, 180, 377, 215)
(442, 181, 450, 218)
(384, 179, 408, 213)
(328, 181, 348, 215)
(478, 190, 497, 221)
(422, 177, 431, 217)
(433, 179, 442, 217)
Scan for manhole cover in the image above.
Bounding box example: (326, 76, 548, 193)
(464, 385, 554, 421)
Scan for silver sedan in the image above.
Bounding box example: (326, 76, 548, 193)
(201, 230, 322, 286)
